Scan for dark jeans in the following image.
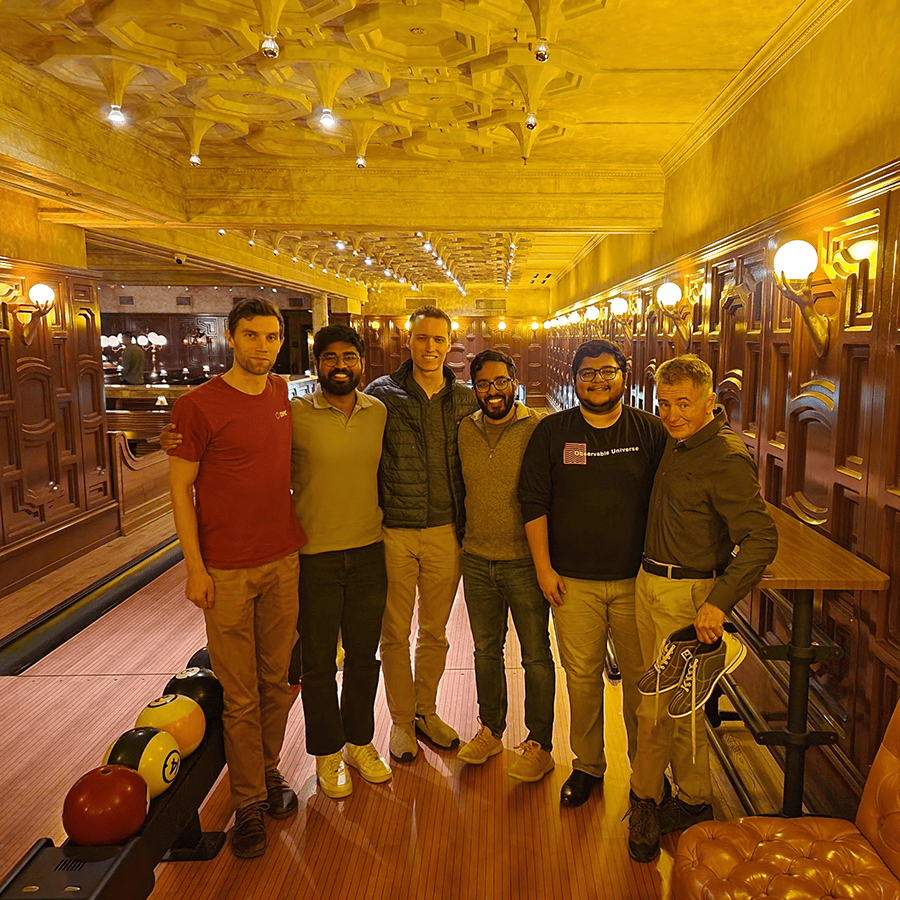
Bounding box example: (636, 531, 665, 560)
(462, 552, 555, 750)
(290, 541, 388, 757)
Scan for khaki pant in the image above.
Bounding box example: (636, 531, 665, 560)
(204, 553, 299, 811)
(552, 576, 644, 777)
(630, 568, 716, 805)
(380, 525, 461, 724)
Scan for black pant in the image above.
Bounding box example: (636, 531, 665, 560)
(290, 541, 388, 756)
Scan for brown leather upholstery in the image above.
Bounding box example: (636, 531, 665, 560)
(674, 699, 900, 900)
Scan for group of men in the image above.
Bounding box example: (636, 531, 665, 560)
(166, 297, 777, 863)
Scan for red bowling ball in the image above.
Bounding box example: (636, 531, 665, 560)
(62, 765, 149, 846)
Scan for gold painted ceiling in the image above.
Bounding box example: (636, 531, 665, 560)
(0, 0, 829, 300)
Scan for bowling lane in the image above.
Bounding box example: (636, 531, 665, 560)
(26, 563, 207, 677)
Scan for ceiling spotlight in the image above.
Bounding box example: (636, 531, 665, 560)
(364, 257, 373, 265)
(510, 242, 516, 249)
(217, 228, 226, 236)
(320, 108, 336, 129)
(535, 41, 549, 62)
(292, 256, 297, 263)
(248, 238, 255, 246)
(436, 257, 444, 266)
(423, 241, 432, 252)
(107, 104, 126, 126)
(384, 268, 392, 276)
(399, 277, 406, 284)
(189, 153, 201, 167)
(308, 262, 314, 268)
(272, 287, 277, 293)
(272, 248, 279, 255)
(356, 155, 366, 169)
(525, 112, 537, 131)
(335, 240, 346, 250)
(261, 34, 279, 59)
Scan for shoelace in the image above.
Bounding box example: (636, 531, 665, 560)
(652, 643, 676, 722)
(321, 753, 343, 776)
(515, 741, 540, 761)
(355, 744, 381, 766)
(677, 658, 700, 763)
(265, 770, 287, 790)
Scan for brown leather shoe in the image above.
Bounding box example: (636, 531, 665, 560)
(231, 801, 267, 858)
(265, 768, 298, 819)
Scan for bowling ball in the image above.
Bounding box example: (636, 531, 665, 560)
(63, 765, 148, 846)
(164, 667, 223, 722)
(135, 694, 205, 757)
(103, 727, 181, 799)
(186, 646, 212, 671)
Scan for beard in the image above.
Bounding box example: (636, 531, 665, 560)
(577, 382, 624, 415)
(480, 393, 515, 420)
(319, 368, 361, 396)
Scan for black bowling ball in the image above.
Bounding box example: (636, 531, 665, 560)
(164, 667, 223, 722)
(186, 646, 211, 671)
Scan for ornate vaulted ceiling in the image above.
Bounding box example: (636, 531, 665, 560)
(0, 0, 826, 302)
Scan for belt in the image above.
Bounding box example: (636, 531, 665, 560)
(641, 557, 721, 580)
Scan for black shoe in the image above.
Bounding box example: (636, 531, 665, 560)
(559, 769, 599, 807)
(231, 801, 267, 858)
(625, 791, 660, 863)
(658, 796, 714, 835)
(265, 768, 298, 819)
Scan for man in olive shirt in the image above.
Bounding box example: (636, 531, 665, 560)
(627, 354, 777, 863)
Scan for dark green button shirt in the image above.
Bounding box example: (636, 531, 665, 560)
(644, 407, 777, 613)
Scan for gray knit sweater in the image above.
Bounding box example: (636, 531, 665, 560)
(458, 403, 542, 560)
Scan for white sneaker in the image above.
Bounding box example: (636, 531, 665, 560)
(344, 742, 392, 783)
(316, 750, 353, 798)
(457, 724, 503, 764)
(389, 722, 419, 762)
(415, 713, 460, 749)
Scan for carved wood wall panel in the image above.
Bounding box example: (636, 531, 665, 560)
(0, 263, 116, 597)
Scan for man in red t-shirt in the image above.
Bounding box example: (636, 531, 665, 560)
(168, 298, 306, 859)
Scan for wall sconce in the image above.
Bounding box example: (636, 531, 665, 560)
(609, 296, 629, 318)
(497, 319, 507, 331)
(655, 281, 692, 344)
(531, 319, 540, 331)
(370, 319, 380, 331)
(583, 306, 601, 322)
(567, 311, 581, 325)
(2, 282, 56, 346)
(773, 239, 829, 357)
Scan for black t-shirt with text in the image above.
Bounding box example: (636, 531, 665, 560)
(518, 405, 667, 581)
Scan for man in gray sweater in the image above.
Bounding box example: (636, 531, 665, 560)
(456, 350, 555, 782)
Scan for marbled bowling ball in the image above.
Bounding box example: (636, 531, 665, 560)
(164, 666, 223, 722)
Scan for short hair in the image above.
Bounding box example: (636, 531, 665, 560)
(571, 340, 627, 379)
(470, 349, 516, 382)
(408, 305, 452, 334)
(228, 297, 284, 339)
(313, 324, 365, 359)
(655, 354, 714, 392)
(123, 331, 135, 341)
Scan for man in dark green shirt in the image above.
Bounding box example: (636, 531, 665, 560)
(627, 354, 777, 863)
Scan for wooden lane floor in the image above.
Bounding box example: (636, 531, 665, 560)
(0, 561, 755, 900)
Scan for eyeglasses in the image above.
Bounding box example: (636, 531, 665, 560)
(577, 366, 621, 382)
(319, 351, 361, 366)
(473, 376, 513, 393)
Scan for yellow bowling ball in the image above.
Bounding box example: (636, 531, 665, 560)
(135, 693, 205, 757)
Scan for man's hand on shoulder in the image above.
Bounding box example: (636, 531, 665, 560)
(536, 566, 567, 607)
(160, 422, 183, 452)
(694, 601, 726, 643)
(185, 567, 215, 609)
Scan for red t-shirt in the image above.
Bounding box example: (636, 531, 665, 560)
(169, 374, 306, 569)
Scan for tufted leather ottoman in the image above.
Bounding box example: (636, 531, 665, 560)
(674, 816, 900, 899)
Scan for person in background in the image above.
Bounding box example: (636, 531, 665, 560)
(121, 331, 145, 384)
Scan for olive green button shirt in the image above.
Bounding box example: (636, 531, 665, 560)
(644, 407, 777, 613)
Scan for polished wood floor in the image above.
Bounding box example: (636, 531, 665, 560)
(0, 561, 752, 900)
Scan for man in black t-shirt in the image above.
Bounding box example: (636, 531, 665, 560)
(518, 340, 667, 808)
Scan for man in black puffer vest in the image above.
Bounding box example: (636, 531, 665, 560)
(365, 306, 477, 762)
